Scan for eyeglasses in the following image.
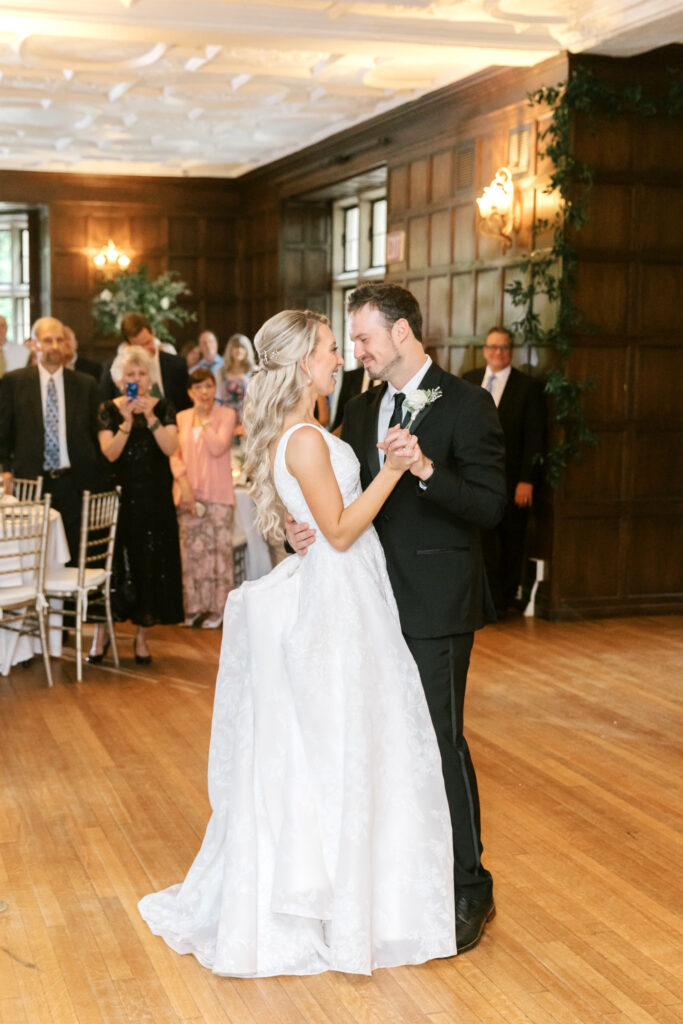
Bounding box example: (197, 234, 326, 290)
(484, 344, 511, 352)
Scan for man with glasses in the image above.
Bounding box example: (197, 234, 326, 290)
(464, 327, 545, 612)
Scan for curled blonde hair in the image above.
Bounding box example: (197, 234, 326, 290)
(110, 344, 154, 389)
(243, 309, 329, 544)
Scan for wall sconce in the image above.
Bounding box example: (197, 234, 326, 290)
(93, 240, 131, 270)
(476, 167, 518, 252)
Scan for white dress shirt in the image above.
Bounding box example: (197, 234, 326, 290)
(38, 363, 70, 469)
(377, 356, 432, 465)
(481, 363, 511, 408)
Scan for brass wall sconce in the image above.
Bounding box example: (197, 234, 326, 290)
(475, 167, 518, 252)
(93, 240, 131, 270)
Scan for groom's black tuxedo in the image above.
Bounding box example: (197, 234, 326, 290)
(341, 361, 506, 638)
(341, 359, 506, 901)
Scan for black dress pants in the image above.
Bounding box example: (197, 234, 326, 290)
(405, 632, 493, 901)
(42, 470, 82, 566)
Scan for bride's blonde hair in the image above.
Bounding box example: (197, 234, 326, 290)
(243, 309, 329, 543)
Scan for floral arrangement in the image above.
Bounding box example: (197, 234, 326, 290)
(91, 265, 196, 343)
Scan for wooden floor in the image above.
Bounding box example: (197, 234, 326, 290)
(1, 614, 682, 1024)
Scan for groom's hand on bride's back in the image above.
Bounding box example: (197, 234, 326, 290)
(285, 513, 317, 556)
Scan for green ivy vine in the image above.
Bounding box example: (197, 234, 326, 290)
(506, 63, 682, 488)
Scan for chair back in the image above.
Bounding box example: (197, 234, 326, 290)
(0, 496, 52, 595)
(11, 477, 44, 502)
(76, 487, 122, 590)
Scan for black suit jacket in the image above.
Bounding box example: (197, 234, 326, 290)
(74, 354, 102, 382)
(331, 366, 364, 432)
(0, 366, 102, 492)
(462, 366, 545, 493)
(99, 350, 191, 411)
(341, 362, 506, 638)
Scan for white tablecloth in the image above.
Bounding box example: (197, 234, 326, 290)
(0, 505, 70, 674)
(233, 487, 272, 581)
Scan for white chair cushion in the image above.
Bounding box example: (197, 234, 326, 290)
(0, 585, 37, 607)
(44, 567, 107, 593)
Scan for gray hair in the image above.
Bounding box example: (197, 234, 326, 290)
(110, 344, 155, 388)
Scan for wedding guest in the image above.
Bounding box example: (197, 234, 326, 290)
(171, 369, 236, 629)
(89, 345, 183, 664)
(463, 326, 545, 611)
(195, 330, 223, 375)
(99, 313, 191, 412)
(217, 332, 254, 429)
(62, 325, 102, 381)
(0, 316, 101, 562)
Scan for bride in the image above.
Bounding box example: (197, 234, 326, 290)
(138, 310, 456, 977)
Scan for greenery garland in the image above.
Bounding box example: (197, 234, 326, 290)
(505, 63, 681, 488)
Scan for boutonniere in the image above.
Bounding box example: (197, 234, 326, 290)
(402, 387, 443, 429)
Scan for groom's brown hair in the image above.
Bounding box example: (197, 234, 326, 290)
(347, 283, 423, 342)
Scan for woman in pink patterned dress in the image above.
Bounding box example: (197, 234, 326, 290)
(171, 368, 236, 629)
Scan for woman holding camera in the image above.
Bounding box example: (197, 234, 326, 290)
(171, 368, 236, 629)
(88, 345, 184, 664)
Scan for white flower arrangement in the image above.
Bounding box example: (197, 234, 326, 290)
(402, 387, 443, 428)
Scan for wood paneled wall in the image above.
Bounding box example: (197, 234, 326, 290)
(544, 47, 683, 618)
(0, 172, 242, 357)
(1, 47, 680, 618)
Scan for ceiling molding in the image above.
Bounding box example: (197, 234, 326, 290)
(0, 1, 679, 177)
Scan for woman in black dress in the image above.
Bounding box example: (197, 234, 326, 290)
(88, 345, 184, 664)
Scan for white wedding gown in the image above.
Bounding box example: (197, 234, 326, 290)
(138, 423, 456, 976)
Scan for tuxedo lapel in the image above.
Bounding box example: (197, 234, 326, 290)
(364, 381, 386, 479)
(406, 362, 447, 435)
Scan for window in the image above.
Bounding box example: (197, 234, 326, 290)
(332, 184, 387, 368)
(0, 214, 31, 343)
(370, 199, 387, 269)
(343, 206, 360, 272)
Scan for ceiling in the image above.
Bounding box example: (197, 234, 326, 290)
(0, 0, 680, 178)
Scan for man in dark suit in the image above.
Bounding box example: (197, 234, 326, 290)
(0, 316, 102, 563)
(289, 284, 506, 952)
(63, 325, 102, 382)
(99, 313, 191, 411)
(463, 327, 545, 612)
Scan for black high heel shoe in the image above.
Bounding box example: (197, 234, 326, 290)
(134, 640, 152, 665)
(85, 638, 110, 665)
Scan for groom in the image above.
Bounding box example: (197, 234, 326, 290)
(288, 283, 506, 952)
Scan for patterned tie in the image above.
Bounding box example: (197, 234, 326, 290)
(485, 374, 497, 394)
(44, 375, 61, 470)
(388, 391, 405, 429)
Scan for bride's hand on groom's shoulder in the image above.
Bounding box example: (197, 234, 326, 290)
(285, 513, 317, 556)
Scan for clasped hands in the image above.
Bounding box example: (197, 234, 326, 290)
(378, 424, 434, 482)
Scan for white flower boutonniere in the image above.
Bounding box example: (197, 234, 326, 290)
(402, 387, 443, 429)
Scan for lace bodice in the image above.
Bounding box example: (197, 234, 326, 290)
(273, 423, 362, 547)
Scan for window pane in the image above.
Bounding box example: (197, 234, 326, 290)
(0, 231, 11, 285)
(21, 228, 30, 284)
(343, 206, 359, 272)
(370, 199, 387, 268)
(19, 297, 31, 343)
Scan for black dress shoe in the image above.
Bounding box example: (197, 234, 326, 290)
(85, 639, 110, 664)
(455, 893, 495, 953)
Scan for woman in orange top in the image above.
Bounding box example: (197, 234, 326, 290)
(171, 368, 236, 628)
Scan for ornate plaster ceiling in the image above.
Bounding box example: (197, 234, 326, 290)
(0, 0, 680, 177)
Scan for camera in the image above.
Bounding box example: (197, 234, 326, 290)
(126, 381, 138, 399)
